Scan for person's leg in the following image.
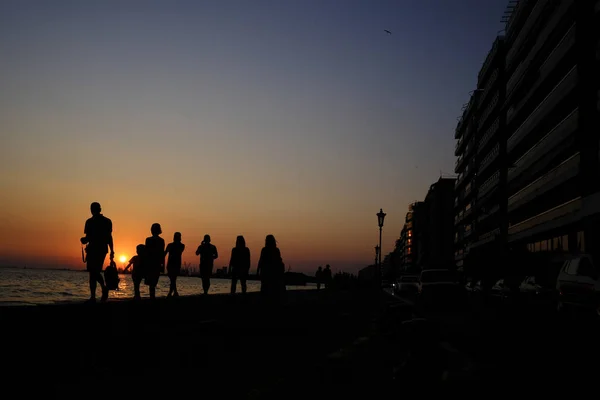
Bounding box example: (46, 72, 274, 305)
(97, 272, 108, 301)
(167, 275, 174, 297)
(231, 275, 237, 294)
(241, 275, 247, 294)
(150, 285, 156, 300)
(134, 280, 141, 299)
(86, 255, 106, 301)
(202, 277, 210, 294)
(88, 272, 97, 301)
(173, 276, 179, 296)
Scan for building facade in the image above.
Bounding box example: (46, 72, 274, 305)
(397, 201, 424, 273)
(454, 0, 600, 277)
(421, 177, 456, 269)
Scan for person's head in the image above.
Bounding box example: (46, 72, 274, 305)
(325, 264, 330, 269)
(235, 235, 245, 248)
(318, 266, 322, 271)
(90, 202, 101, 216)
(265, 234, 277, 248)
(151, 223, 162, 236)
(203, 234, 211, 244)
(136, 244, 145, 255)
(174, 232, 182, 242)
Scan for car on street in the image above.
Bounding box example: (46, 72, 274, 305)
(395, 275, 420, 298)
(556, 253, 600, 316)
(417, 269, 463, 307)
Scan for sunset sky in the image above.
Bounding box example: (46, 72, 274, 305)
(0, 0, 508, 273)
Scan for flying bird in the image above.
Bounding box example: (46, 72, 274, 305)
(384, 29, 392, 35)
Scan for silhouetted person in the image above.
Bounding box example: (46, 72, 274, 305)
(229, 235, 250, 294)
(257, 234, 285, 301)
(323, 264, 332, 290)
(165, 232, 185, 297)
(195, 234, 218, 294)
(315, 266, 323, 291)
(125, 244, 146, 300)
(80, 202, 114, 303)
(104, 259, 120, 290)
(145, 223, 165, 300)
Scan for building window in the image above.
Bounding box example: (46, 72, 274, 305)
(541, 240, 548, 251)
(553, 237, 560, 251)
(562, 235, 569, 251)
(578, 231, 585, 252)
(535, 242, 541, 252)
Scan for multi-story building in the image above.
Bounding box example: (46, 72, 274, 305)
(454, 0, 600, 276)
(503, 0, 600, 257)
(468, 35, 507, 270)
(421, 177, 456, 269)
(398, 201, 424, 273)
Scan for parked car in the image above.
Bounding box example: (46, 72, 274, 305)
(396, 275, 420, 298)
(556, 254, 600, 316)
(489, 279, 511, 304)
(417, 269, 463, 306)
(518, 275, 557, 308)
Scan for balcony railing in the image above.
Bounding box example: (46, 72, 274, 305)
(509, 197, 582, 237)
(463, 207, 473, 220)
(507, 65, 578, 154)
(478, 204, 500, 223)
(508, 152, 580, 213)
(472, 228, 501, 248)
(479, 69, 500, 108)
(506, 3, 575, 104)
(506, 0, 548, 70)
(455, 138, 465, 156)
(479, 143, 500, 174)
(478, 169, 500, 198)
(478, 118, 500, 154)
(478, 36, 501, 85)
(508, 108, 578, 182)
(507, 24, 577, 126)
(505, 0, 527, 41)
(478, 92, 500, 131)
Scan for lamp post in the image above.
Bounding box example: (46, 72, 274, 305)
(374, 245, 380, 267)
(376, 208, 386, 283)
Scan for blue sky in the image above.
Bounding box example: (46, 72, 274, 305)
(0, 0, 509, 272)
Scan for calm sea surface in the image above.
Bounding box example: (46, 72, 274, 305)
(0, 268, 314, 306)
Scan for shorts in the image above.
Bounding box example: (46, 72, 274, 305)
(86, 253, 107, 273)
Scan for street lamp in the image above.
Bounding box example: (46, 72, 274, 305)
(376, 208, 386, 283)
(377, 208, 386, 264)
(374, 245, 380, 266)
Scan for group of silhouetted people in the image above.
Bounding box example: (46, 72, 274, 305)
(80, 202, 286, 303)
(315, 264, 333, 290)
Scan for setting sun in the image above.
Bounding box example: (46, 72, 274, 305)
(119, 255, 127, 263)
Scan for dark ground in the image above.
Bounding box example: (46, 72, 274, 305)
(2, 289, 600, 398)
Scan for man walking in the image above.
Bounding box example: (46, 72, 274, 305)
(81, 202, 115, 303)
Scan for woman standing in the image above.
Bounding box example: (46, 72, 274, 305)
(229, 235, 250, 294)
(165, 232, 185, 297)
(145, 223, 165, 300)
(257, 234, 285, 301)
(195, 234, 218, 295)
